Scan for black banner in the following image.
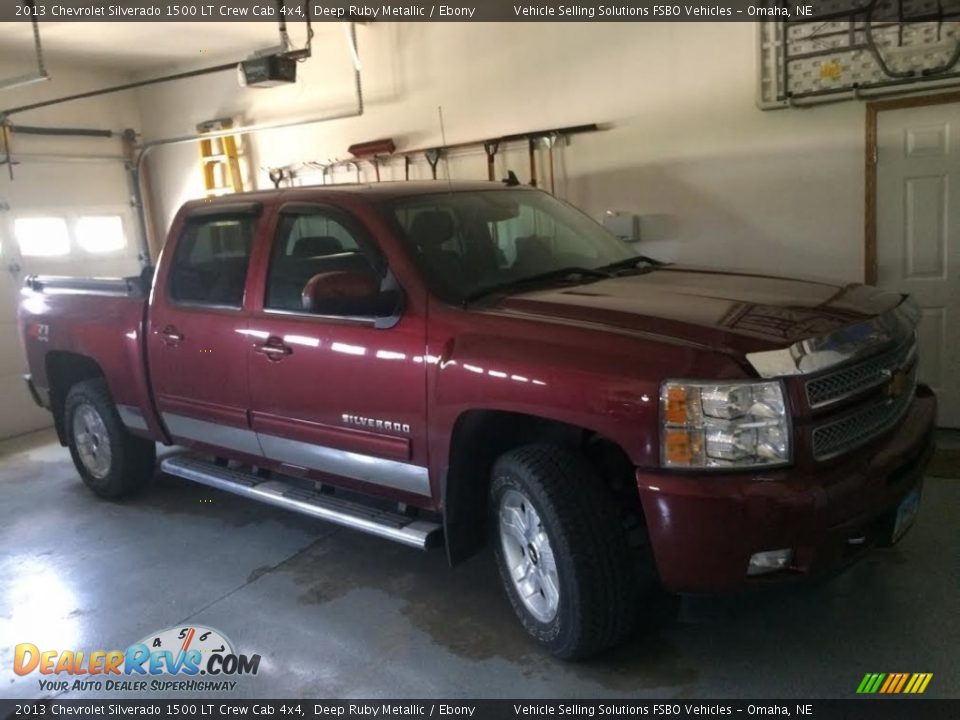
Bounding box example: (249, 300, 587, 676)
(1, 700, 960, 720)
(4, 0, 953, 23)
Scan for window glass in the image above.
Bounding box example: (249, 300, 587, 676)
(15, 217, 70, 257)
(265, 210, 381, 315)
(169, 215, 256, 307)
(76, 216, 126, 254)
(388, 190, 633, 304)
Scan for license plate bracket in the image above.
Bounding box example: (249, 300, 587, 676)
(892, 487, 922, 544)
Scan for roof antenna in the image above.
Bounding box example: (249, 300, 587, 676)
(438, 105, 453, 193)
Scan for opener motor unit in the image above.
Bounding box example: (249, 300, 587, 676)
(238, 55, 297, 88)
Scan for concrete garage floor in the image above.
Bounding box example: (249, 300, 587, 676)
(1, 429, 957, 700)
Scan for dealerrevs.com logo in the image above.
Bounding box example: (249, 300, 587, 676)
(14, 625, 261, 693)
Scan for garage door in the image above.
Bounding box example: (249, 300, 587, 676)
(0, 160, 142, 439)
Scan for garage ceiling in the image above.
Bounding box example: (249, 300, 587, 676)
(0, 21, 297, 72)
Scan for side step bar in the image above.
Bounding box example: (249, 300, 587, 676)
(160, 456, 442, 550)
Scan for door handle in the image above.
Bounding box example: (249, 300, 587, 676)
(160, 325, 183, 345)
(253, 337, 292, 360)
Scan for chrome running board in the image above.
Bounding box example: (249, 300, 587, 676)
(160, 455, 442, 550)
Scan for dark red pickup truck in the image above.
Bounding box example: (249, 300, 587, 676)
(19, 181, 935, 658)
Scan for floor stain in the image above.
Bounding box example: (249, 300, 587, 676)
(276, 532, 698, 692)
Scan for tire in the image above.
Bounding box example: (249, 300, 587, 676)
(64, 378, 156, 499)
(490, 444, 644, 659)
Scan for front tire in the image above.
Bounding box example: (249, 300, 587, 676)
(490, 444, 643, 659)
(64, 378, 156, 498)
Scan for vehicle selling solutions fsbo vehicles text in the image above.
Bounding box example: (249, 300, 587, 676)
(511, 5, 814, 17)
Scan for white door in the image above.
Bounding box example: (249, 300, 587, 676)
(876, 102, 960, 428)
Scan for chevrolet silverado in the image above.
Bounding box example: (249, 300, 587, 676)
(19, 181, 936, 658)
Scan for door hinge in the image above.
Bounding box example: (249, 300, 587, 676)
(871, 145, 878, 165)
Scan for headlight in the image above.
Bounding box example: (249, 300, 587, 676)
(660, 380, 790, 469)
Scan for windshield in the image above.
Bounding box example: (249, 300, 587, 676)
(385, 189, 639, 304)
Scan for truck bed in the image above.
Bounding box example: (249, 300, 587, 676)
(18, 270, 163, 444)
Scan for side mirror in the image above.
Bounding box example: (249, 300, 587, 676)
(302, 271, 380, 313)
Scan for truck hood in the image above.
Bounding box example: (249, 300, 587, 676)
(487, 267, 906, 356)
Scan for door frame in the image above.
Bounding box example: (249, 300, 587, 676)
(864, 90, 960, 285)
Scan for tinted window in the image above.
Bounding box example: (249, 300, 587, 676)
(265, 209, 383, 315)
(169, 215, 256, 308)
(387, 190, 635, 304)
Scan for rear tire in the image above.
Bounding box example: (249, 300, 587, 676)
(490, 444, 644, 659)
(64, 378, 156, 498)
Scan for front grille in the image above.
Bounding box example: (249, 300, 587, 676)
(806, 338, 916, 409)
(811, 364, 918, 461)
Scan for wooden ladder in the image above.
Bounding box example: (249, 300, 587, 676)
(198, 118, 244, 197)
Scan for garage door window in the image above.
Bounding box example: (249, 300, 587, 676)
(14, 217, 70, 257)
(76, 216, 126, 254)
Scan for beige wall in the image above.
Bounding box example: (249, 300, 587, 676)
(137, 22, 868, 284)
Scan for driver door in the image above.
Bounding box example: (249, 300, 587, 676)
(245, 204, 430, 501)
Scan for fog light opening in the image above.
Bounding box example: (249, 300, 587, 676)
(747, 549, 794, 576)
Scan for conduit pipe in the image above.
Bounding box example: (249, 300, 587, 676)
(1, 60, 243, 117)
(131, 22, 364, 266)
(0, 152, 126, 164)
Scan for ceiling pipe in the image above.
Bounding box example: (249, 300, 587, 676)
(1, 60, 243, 118)
(0, 152, 126, 164)
(131, 22, 364, 267)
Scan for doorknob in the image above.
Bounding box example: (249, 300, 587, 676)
(253, 337, 292, 360)
(160, 325, 183, 345)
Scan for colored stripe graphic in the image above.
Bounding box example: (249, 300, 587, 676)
(857, 673, 932, 694)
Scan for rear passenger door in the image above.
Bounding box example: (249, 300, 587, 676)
(246, 204, 430, 501)
(148, 205, 264, 460)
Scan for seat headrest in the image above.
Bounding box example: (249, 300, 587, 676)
(292, 236, 343, 257)
(410, 211, 454, 250)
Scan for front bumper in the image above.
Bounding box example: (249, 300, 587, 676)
(636, 390, 937, 593)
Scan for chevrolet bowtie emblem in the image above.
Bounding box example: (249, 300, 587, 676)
(884, 369, 908, 399)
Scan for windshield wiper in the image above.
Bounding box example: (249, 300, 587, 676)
(597, 255, 666, 272)
(463, 266, 611, 305)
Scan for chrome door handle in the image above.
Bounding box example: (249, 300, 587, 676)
(253, 338, 292, 360)
(160, 325, 183, 345)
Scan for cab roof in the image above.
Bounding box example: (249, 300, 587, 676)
(180, 180, 536, 212)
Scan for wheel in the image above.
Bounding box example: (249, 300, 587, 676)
(490, 444, 644, 659)
(64, 378, 156, 498)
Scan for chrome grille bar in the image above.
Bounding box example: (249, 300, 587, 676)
(811, 364, 918, 461)
(806, 338, 917, 409)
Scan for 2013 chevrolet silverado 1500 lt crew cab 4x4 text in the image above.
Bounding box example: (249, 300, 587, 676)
(19, 181, 936, 659)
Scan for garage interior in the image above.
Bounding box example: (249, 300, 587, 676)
(1, 17, 959, 698)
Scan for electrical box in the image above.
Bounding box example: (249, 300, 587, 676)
(238, 55, 297, 88)
(602, 211, 640, 242)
